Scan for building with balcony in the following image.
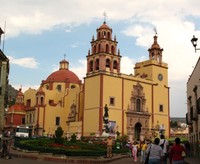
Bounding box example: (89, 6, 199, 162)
(186, 57, 200, 157)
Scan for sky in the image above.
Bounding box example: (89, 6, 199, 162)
(1, 0, 200, 117)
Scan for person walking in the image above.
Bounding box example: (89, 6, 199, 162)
(169, 137, 186, 164)
(140, 140, 148, 163)
(106, 136, 113, 158)
(146, 138, 164, 164)
(184, 140, 191, 157)
(159, 134, 169, 164)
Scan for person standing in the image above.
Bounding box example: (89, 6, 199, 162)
(146, 138, 164, 164)
(132, 141, 138, 162)
(1, 140, 8, 157)
(126, 141, 133, 157)
(160, 134, 169, 164)
(169, 137, 186, 164)
(106, 136, 113, 158)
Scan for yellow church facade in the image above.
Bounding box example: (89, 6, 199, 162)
(83, 22, 169, 140)
(11, 21, 169, 141)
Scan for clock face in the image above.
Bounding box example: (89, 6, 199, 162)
(158, 73, 163, 81)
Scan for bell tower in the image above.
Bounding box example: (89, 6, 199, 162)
(86, 21, 121, 76)
(148, 34, 163, 63)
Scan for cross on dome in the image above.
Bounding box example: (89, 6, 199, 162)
(103, 11, 107, 23)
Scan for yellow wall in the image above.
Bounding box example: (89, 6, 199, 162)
(83, 59, 170, 138)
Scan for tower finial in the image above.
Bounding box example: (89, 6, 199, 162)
(103, 11, 107, 23)
(64, 53, 66, 60)
(154, 26, 158, 36)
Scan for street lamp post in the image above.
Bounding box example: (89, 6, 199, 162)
(191, 35, 200, 52)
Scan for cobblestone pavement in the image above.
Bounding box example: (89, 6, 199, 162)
(1, 148, 199, 164)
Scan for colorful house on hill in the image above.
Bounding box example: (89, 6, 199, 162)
(4, 88, 26, 134)
(5, 21, 170, 141)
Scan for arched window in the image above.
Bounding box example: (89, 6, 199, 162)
(98, 32, 100, 39)
(152, 53, 154, 59)
(95, 59, 99, 70)
(71, 85, 76, 89)
(106, 58, 110, 68)
(90, 60, 93, 71)
(103, 31, 106, 38)
(41, 97, 44, 106)
(136, 99, 141, 112)
(57, 85, 61, 92)
(98, 44, 101, 53)
(113, 60, 117, 69)
(111, 45, 115, 54)
(107, 32, 111, 39)
(93, 45, 96, 54)
(106, 44, 109, 53)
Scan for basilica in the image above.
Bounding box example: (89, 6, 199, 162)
(4, 21, 170, 141)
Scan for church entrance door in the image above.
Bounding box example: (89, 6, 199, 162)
(134, 122, 142, 140)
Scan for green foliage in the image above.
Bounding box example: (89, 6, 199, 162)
(14, 137, 129, 156)
(54, 127, 64, 144)
(170, 121, 178, 128)
(55, 137, 64, 144)
(70, 133, 77, 143)
(116, 135, 128, 148)
(55, 127, 64, 138)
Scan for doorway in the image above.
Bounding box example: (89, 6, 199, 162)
(134, 122, 142, 140)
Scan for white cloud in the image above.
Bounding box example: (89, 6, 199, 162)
(2, 0, 200, 117)
(70, 42, 79, 48)
(71, 60, 87, 82)
(8, 56, 39, 68)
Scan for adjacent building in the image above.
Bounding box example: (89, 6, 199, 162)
(5, 22, 170, 140)
(186, 57, 200, 156)
(0, 27, 9, 133)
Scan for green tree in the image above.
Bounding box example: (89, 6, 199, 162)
(170, 121, 178, 128)
(55, 126, 63, 138)
(54, 126, 64, 144)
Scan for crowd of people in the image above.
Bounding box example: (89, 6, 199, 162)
(119, 134, 190, 164)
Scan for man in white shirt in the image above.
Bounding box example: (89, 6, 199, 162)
(160, 134, 169, 164)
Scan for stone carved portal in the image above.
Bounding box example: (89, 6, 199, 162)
(126, 82, 151, 141)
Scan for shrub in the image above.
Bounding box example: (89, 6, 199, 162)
(70, 133, 77, 143)
(55, 126, 64, 144)
(55, 126, 63, 138)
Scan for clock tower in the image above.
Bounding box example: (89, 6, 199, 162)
(134, 34, 168, 86)
(134, 34, 169, 135)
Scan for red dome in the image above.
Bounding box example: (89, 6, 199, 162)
(45, 69, 80, 84)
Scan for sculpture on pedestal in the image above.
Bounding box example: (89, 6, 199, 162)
(103, 104, 109, 134)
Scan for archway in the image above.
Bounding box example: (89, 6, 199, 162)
(134, 122, 142, 140)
